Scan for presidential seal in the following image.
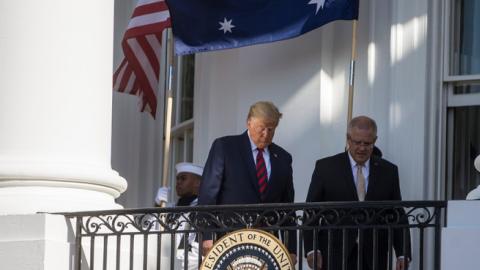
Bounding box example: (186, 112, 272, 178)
(200, 229, 294, 270)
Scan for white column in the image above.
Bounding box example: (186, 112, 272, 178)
(0, 0, 127, 214)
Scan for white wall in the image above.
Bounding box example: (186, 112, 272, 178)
(194, 0, 439, 202)
(442, 201, 480, 270)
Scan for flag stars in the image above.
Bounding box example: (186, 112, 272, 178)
(219, 17, 235, 33)
(308, 0, 326, 14)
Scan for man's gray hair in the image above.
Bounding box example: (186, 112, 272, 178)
(347, 116, 377, 136)
(247, 101, 283, 124)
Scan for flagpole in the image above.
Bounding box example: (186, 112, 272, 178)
(161, 29, 175, 191)
(347, 20, 357, 124)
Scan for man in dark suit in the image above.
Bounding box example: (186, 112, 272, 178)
(305, 116, 411, 270)
(199, 101, 296, 262)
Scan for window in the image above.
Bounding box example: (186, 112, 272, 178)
(169, 53, 195, 199)
(450, 106, 480, 198)
(445, 0, 480, 199)
(171, 54, 195, 163)
(450, 0, 480, 76)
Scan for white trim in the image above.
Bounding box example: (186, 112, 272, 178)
(183, 129, 188, 161)
(446, 110, 455, 199)
(442, 0, 452, 79)
(447, 87, 480, 107)
(425, 0, 447, 201)
(171, 119, 194, 136)
(447, 94, 480, 107)
(439, 84, 449, 200)
(174, 55, 183, 125)
(444, 74, 480, 83)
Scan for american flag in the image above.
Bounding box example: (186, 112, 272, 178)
(113, 0, 171, 118)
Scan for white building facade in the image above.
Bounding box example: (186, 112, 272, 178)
(0, 0, 479, 269)
(114, 0, 480, 207)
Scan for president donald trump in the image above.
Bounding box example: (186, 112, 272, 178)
(199, 101, 296, 261)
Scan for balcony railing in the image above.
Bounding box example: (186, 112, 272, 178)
(64, 201, 446, 270)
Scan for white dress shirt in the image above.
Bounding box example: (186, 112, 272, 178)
(348, 152, 370, 193)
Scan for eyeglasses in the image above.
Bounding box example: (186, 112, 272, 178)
(349, 138, 375, 148)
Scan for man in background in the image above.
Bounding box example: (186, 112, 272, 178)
(155, 162, 203, 270)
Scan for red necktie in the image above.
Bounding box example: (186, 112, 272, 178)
(256, 148, 268, 197)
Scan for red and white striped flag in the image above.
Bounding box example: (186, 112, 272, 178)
(113, 0, 171, 118)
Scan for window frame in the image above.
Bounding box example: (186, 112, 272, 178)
(167, 51, 195, 201)
(443, 0, 480, 200)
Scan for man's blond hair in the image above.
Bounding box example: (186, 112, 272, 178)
(247, 101, 282, 124)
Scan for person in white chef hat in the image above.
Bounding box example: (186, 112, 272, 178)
(155, 162, 203, 270)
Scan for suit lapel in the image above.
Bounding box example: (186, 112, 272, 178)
(341, 152, 360, 201)
(239, 131, 261, 197)
(365, 156, 379, 201)
(264, 144, 280, 200)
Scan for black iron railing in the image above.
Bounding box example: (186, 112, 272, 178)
(63, 201, 446, 270)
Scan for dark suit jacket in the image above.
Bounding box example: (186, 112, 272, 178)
(199, 131, 296, 251)
(304, 152, 411, 270)
(200, 131, 294, 205)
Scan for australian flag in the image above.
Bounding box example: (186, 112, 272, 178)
(165, 0, 359, 55)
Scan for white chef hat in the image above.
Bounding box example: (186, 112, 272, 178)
(175, 162, 203, 177)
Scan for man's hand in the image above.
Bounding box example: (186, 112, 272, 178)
(396, 257, 409, 270)
(202, 240, 213, 256)
(307, 252, 322, 270)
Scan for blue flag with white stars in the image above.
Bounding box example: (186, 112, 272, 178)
(165, 0, 359, 55)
